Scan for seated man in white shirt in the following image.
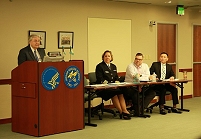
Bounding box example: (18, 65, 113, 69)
(124, 53, 156, 115)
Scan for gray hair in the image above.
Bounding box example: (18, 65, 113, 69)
(28, 34, 40, 43)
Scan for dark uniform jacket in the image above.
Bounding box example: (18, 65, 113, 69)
(95, 61, 119, 84)
(95, 61, 122, 101)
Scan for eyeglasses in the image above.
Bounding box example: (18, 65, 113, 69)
(135, 58, 143, 61)
(32, 40, 40, 43)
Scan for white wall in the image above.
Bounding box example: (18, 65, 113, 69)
(88, 18, 131, 72)
(1, 0, 200, 119)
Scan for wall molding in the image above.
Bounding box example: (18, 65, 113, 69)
(179, 94, 192, 99)
(0, 95, 193, 124)
(0, 118, 11, 124)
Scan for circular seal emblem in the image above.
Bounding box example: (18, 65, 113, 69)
(64, 66, 81, 88)
(41, 66, 60, 90)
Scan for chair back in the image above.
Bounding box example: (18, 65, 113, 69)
(84, 76, 89, 87)
(84, 75, 98, 102)
(118, 76, 125, 82)
(88, 72, 96, 85)
(84, 76, 89, 102)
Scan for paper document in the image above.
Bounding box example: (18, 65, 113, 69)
(85, 84, 108, 87)
(109, 82, 126, 85)
(162, 79, 179, 81)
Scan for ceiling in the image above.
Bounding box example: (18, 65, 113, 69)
(106, 0, 201, 9)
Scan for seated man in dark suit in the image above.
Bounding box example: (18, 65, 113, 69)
(18, 34, 45, 65)
(150, 52, 182, 115)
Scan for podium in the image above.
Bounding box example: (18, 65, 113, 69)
(11, 61, 84, 137)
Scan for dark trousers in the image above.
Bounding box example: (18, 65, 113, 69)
(152, 84, 179, 105)
(123, 86, 156, 111)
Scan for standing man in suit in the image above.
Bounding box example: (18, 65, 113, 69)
(150, 52, 182, 115)
(18, 34, 45, 65)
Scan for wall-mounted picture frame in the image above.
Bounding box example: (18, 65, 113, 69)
(58, 31, 74, 49)
(28, 30, 46, 49)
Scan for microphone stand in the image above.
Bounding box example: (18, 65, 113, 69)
(62, 46, 66, 62)
(69, 46, 72, 61)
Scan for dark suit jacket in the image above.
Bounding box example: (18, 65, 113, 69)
(95, 61, 119, 84)
(150, 62, 175, 79)
(18, 45, 45, 65)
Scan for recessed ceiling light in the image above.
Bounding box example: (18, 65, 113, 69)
(165, 1, 172, 4)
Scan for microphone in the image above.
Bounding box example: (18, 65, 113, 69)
(62, 46, 66, 56)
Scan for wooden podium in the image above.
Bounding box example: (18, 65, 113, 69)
(11, 61, 84, 137)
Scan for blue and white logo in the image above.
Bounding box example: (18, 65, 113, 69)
(41, 67, 60, 90)
(64, 66, 81, 88)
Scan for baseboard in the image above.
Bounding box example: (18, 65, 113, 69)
(179, 94, 192, 99)
(165, 94, 192, 101)
(0, 118, 11, 124)
(104, 99, 158, 108)
(104, 95, 192, 109)
(105, 105, 115, 109)
(0, 95, 193, 125)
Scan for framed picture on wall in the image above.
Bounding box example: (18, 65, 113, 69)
(28, 30, 46, 49)
(58, 31, 74, 49)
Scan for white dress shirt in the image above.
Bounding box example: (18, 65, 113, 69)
(125, 62, 150, 83)
(30, 46, 41, 61)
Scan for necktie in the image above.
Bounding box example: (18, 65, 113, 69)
(34, 50, 39, 61)
(108, 64, 111, 70)
(161, 64, 166, 79)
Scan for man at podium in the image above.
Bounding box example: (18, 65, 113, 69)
(18, 34, 45, 65)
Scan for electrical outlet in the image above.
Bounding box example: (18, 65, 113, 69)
(149, 20, 156, 26)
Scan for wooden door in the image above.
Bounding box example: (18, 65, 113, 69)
(157, 23, 177, 74)
(157, 23, 177, 100)
(193, 25, 201, 97)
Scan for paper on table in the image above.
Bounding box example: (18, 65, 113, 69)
(139, 77, 149, 82)
(85, 84, 108, 87)
(85, 82, 134, 87)
(109, 82, 126, 85)
(162, 79, 179, 81)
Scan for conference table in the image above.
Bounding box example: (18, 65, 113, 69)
(148, 79, 192, 112)
(85, 79, 192, 127)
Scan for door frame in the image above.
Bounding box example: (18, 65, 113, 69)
(192, 23, 201, 97)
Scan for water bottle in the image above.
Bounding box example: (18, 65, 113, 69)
(133, 73, 140, 84)
(152, 72, 157, 82)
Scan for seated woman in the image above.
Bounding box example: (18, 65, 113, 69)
(95, 50, 131, 120)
